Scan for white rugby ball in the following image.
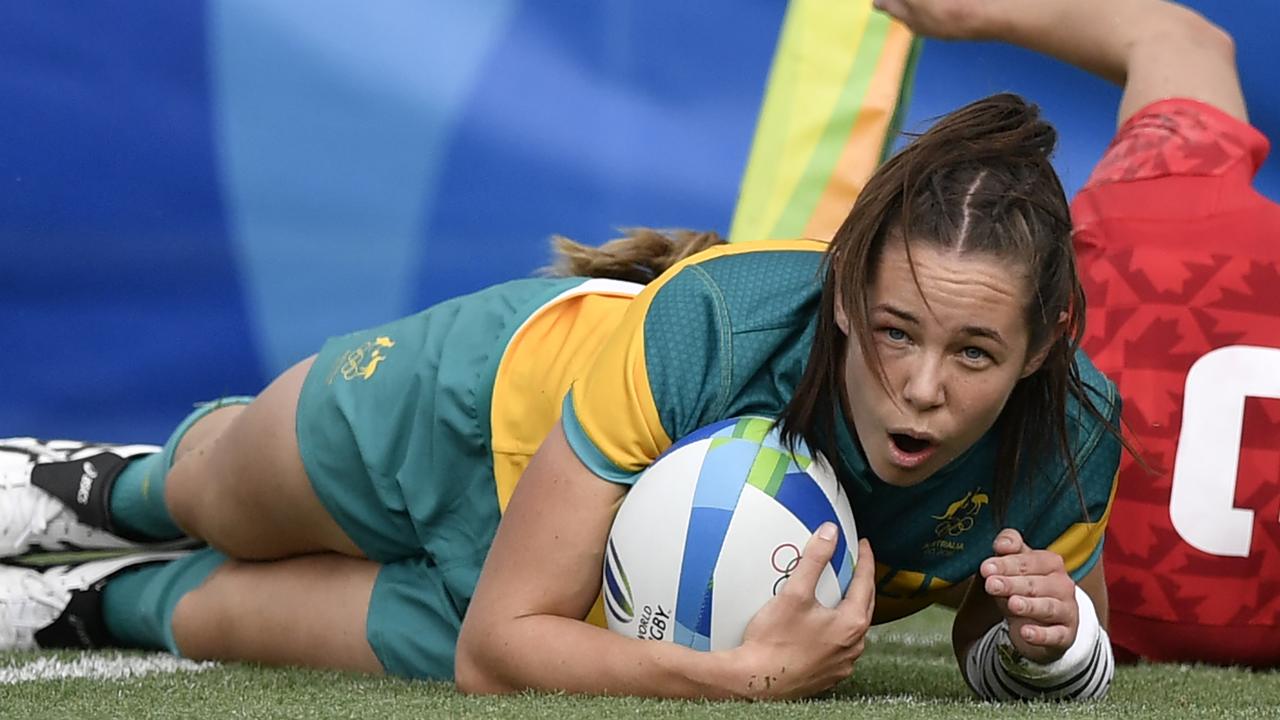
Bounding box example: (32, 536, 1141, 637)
(602, 416, 857, 650)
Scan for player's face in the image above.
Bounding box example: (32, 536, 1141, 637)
(836, 239, 1044, 487)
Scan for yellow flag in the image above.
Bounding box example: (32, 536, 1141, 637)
(730, 2, 918, 243)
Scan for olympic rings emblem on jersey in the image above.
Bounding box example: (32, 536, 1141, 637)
(935, 515, 976, 537)
(771, 543, 801, 595)
(326, 335, 396, 384)
(931, 490, 989, 539)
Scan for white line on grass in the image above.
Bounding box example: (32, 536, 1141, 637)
(846, 694, 951, 706)
(0, 653, 217, 684)
(871, 632, 949, 646)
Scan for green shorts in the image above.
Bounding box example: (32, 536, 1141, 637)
(295, 276, 583, 679)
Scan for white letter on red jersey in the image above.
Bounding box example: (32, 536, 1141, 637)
(1171, 345, 1280, 557)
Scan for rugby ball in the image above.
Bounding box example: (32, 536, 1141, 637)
(603, 416, 857, 650)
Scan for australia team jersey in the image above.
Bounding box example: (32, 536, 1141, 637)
(1075, 99, 1280, 665)
(554, 241, 1121, 623)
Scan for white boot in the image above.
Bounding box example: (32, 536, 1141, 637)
(0, 438, 196, 557)
(0, 551, 190, 649)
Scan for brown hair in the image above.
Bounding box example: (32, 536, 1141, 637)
(544, 228, 726, 284)
(778, 92, 1113, 521)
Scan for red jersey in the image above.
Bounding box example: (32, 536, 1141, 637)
(1074, 98, 1280, 665)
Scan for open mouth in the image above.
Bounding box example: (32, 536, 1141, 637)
(885, 431, 939, 472)
(890, 433, 933, 454)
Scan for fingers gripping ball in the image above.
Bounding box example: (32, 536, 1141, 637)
(603, 416, 858, 650)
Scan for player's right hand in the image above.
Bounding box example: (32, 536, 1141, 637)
(734, 524, 876, 699)
(872, 0, 992, 41)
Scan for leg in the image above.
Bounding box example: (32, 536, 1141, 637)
(164, 356, 363, 560)
(171, 403, 245, 467)
(171, 553, 383, 673)
(2, 542, 385, 672)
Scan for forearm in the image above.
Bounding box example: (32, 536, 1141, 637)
(456, 614, 751, 699)
(970, 1, 1179, 81)
(971, 0, 1244, 123)
(950, 578, 1003, 667)
(455, 424, 753, 698)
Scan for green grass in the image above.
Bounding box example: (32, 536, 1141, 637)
(3, 608, 1278, 719)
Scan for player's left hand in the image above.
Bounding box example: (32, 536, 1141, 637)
(980, 529, 1078, 663)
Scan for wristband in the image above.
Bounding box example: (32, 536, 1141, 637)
(963, 585, 1114, 701)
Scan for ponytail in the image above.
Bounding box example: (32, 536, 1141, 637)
(545, 228, 726, 284)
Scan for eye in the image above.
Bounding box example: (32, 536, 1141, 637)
(883, 327, 909, 343)
(960, 346, 992, 364)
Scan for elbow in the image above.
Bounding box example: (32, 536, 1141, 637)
(454, 623, 513, 696)
(1182, 10, 1233, 62)
(1169, 6, 1237, 64)
(1201, 21, 1237, 69)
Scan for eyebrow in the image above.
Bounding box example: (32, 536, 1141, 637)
(871, 303, 1008, 347)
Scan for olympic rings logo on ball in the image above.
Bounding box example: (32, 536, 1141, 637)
(771, 543, 801, 595)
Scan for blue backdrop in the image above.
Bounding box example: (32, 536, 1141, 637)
(898, 1, 1279, 200)
(2, 1, 1275, 443)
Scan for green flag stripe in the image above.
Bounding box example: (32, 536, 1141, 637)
(767, 15, 892, 239)
(878, 37, 924, 164)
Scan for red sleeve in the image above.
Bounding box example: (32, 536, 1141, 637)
(1073, 99, 1272, 252)
(1083, 98, 1269, 190)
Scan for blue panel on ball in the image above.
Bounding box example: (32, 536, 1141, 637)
(838, 549, 855, 592)
(676, 435, 766, 646)
(774, 472, 846, 578)
(692, 440, 758, 512)
(674, 621, 709, 651)
(676, 506, 734, 643)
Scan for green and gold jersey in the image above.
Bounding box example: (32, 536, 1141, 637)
(555, 240, 1121, 622)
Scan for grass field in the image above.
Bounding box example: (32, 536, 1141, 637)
(3, 607, 1278, 719)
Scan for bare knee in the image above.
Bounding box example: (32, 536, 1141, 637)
(164, 450, 215, 542)
(163, 403, 249, 542)
(163, 404, 249, 531)
(170, 562, 242, 661)
(164, 452, 261, 558)
(172, 404, 246, 466)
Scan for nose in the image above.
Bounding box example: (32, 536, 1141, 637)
(901, 355, 946, 410)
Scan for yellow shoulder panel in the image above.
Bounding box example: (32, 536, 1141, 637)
(570, 240, 829, 475)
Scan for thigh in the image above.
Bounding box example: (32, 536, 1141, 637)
(171, 553, 382, 673)
(166, 356, 364, 559)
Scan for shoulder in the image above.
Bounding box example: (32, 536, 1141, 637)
(1047, 352, 1122, 519)
(1072, 351, 1121, 422)
(1066, 351, 1122, 470)
(1081, 98, 1269, 192)
(1017, 352, 1121, 510)
(561, 241, 829, 479)
(645, 239, 827, 296)
(638, 239, 828, 333)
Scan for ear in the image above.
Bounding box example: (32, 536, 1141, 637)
(1019, 311, 1069, 379)
(834, 291, 851, 336)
